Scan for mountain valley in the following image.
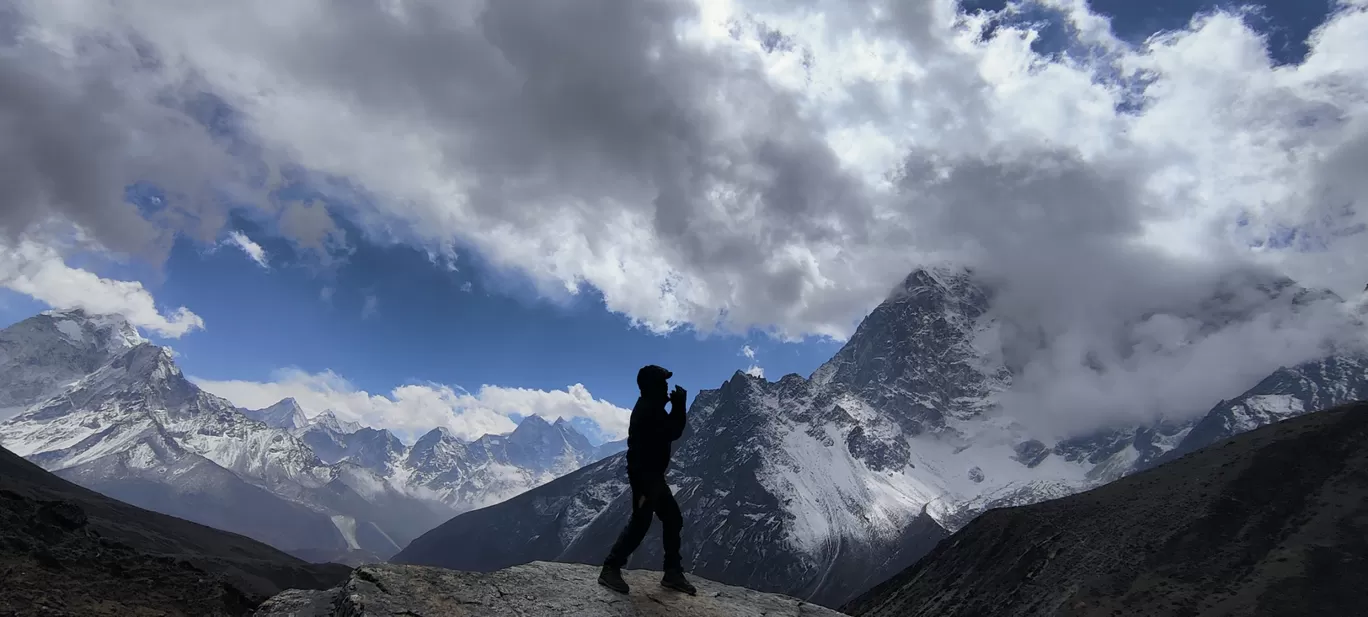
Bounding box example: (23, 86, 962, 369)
(0, 309, 626, 563)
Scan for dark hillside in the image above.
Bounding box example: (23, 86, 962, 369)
(844, 402, 1368, 617)
(0, 445, 349, 616)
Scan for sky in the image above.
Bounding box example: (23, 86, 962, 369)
(1, 0, 1366, 444)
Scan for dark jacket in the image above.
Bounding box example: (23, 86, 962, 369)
(624, 394, 687, 477)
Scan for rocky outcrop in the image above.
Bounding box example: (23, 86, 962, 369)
(843, 401, 1368, 617)
(255, 561, 849, 616)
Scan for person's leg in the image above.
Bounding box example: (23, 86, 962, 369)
(603, 478, 654, 568)
(646, 476, 696, 594)
(651, 477, 684, 572)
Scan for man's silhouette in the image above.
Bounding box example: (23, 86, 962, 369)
(597, 364, 696, 595)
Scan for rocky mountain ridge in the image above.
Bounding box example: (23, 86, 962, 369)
(395, 267, 1368, 609)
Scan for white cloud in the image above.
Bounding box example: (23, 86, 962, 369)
(224, 231, 269, 268)
(7, 0, 1368, 432)
(320, 286, 334, 303)
(8, 0, 1365, 339)
(740, 344, 765, 378)
(361, 294, 378, 319)
(0, 239, 204, 338)
(192, 368, 631, 443)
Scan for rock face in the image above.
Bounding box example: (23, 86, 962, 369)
(842, 402, 1368, 617)
(0, 443, 348, 616)
(254, 561, 849, 617)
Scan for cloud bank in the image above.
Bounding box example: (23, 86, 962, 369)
(0, 239, 204, 337)
(4, 0, 1368, 432)
(193, 368, 631, 443)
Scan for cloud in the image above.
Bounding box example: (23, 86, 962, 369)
(361, 294, 378, 319)
(278, 200, 347, 261)
(224, 231, 269, 268)
(741, 344, 765, 378)
(0, 239, 204, 337)
(192, 368, 631, 443)
(7, 0, 1368, 432)
(320, 286, 334, 303)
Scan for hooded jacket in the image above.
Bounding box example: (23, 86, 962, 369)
(624, 393, 687, 477)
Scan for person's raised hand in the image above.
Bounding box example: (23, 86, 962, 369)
(671, 385, 687, 406)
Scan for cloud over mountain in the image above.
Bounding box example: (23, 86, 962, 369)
(3, 0, 1367, 428)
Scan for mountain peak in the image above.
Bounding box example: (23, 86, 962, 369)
(518, 414, 551, 428)
(308, 410, 362, 435)
(36, 308, 147, 352)
(245, 397, 309, 430)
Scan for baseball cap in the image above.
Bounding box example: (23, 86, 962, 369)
(636, 364, 673, 390)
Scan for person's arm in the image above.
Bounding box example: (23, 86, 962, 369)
(665, 386, 688, 442)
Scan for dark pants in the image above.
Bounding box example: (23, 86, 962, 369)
(603, 472, 683, 571)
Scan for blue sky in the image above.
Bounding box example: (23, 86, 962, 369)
(2, 0, 1363, 443)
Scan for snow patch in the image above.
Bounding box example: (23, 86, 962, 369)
(330, 515, 362, 550)
(54, 320, 86, 344)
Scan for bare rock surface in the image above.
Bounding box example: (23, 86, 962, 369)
(254, 561, 849, 616)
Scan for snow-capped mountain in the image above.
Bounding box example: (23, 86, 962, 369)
(395, 267, 1368, 609)
(0, 322, 446, 559)
(242, 397, 309, 430)
(304, 410, 621, 512)
(0, 308, 145, 421)
(0, 309, 625, 562)
(294, 410, 361, 464)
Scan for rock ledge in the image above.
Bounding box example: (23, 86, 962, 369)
(255, 561, 849, 616)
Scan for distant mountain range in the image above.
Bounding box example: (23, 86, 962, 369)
(1, 265, 1363, 608)
(395, 267, 1368, 609)
(0, 309, 626, 562)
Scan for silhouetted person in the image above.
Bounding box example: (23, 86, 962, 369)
(598, 364, 696, 595)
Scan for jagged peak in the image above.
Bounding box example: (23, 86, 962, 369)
(509, 414, 555, 439)
(517, 414, 551, 428)
(271, 396, 301, 409)
(18, 307, 147, 353)
(308, 410, 362, 434)
(414, 425, 461, 446)
(246, 397, 309, 430)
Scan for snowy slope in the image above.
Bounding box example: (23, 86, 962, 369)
(0, 309, 145, 421)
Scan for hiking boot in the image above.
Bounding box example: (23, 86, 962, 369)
(660, 569, 696, 595)
(598, 565, 629, 594)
